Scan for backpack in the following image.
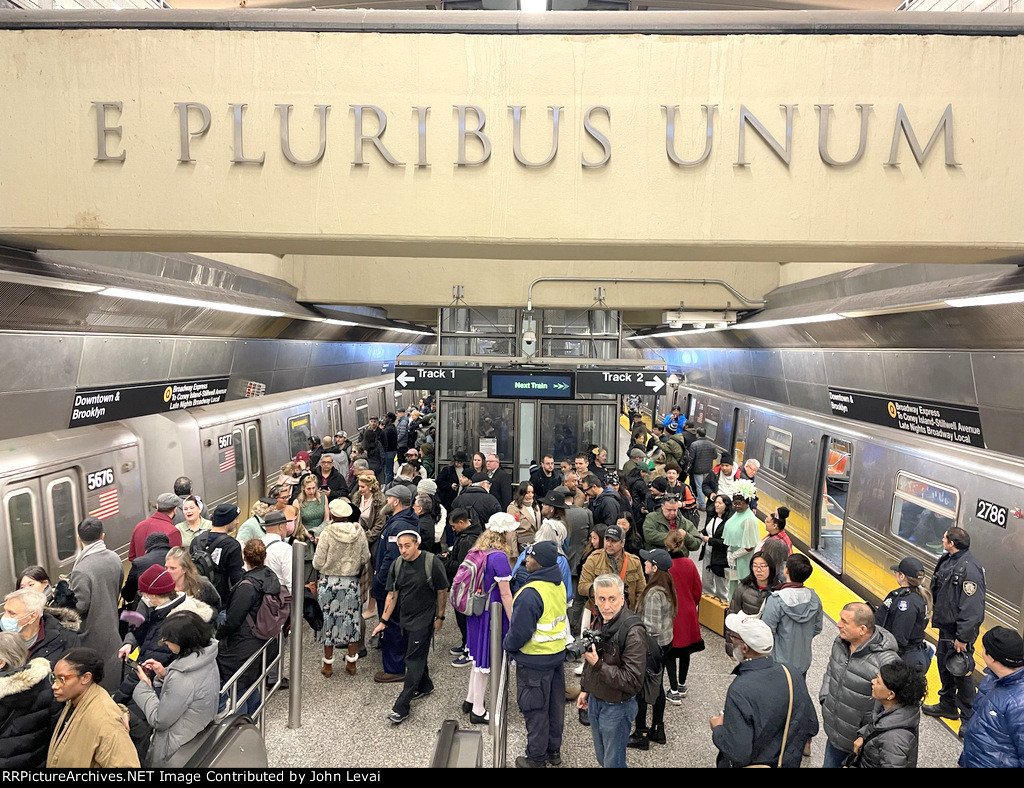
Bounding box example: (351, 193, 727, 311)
(632, 622, 664, 705)
(242, 579, 293, 640)
(387, 550, 437, 595)
(659, 437, 683, 462)
(450, 548, 495, 616)
(190, 531, 225, 584)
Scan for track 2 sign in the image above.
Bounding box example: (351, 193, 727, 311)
(575, 370, 666, 395)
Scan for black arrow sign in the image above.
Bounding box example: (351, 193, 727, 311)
(394, 367, 484, 392)
(576, 370, 666, 395)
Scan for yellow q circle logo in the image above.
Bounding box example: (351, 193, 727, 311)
(164, 386, 173, 403)
(887, 401, 897, 419)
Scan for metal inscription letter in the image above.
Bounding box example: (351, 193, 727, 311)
(92, 101, 126, 162)
(230, 103, 265, 165)
(885, 104, 959, 167)
(175, 102, 211, 163)
(581, 105, 611, 168)
(350, 105, 403, 166)
(454, 105, 491, 166)
(736, 104, 796, 167)
(414, 106, 430, 168)
(509, 106, 563, 168)
(276, 104, 329, 166)
(816, 104, 871, 167)
(663, 104, 716, 167)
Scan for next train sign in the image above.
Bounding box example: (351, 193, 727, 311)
(827, 388, 985, 449)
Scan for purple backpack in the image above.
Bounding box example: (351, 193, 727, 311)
(451, 549, 496, 616)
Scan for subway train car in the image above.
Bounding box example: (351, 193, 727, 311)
(675, 383, 1024, 640)
(0, 374, 413, 591)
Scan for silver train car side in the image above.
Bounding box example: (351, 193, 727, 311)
(0, 375, 413, 590)
(675, 383, 1024, 640)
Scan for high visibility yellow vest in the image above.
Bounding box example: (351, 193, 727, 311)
(513, 579, 568, 655)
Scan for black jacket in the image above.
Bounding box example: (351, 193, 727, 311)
(590, 489, 624, 530)
(529, 468, 563, 500)
(0, 658, 56, 770)
(581, 608, 647, 704)
(217, 566, 282, 689)
(875, 587, 929, 652)
(417, 512, 437, 554)
(690, 437, 717, 475)
(122, 532, 171, 605)
(383, 424, 398, 453)
(452, 486, 501, 531)
(488, 469, 514, 511)
(190, 530, 244, 603)
(703, 515, 731, 577)
(444, 521, 484, 582)
(29, 612, 82, 669)
(712, 657, 819, 768)
(436, 465, 470, 510)
(316, 467, 348, 502)
(930, 548, 986, 642)
(114, 595, 187, 703)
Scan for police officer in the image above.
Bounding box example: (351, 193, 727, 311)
(503, 541, 567, 769)
(923, 527, 986, 725)
(875, 556, 932, 673)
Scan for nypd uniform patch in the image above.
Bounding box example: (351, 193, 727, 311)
(963, 581, 978, 597)
(898, 600, 909, 612)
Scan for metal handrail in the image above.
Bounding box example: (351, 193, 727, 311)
(488, 600, 510, 768)
(217, 541, 306, 734)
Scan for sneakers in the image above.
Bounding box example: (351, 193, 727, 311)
(515, 755, 546, 769)
(678, 684, 688, 698)
(451, 653, 473, 668)
(574, 662, 585, 676)
(387, 711, 408, 725)
(922, 703, 960, 721)
(665, 689, 682, 705)
(546, 750, 561, 767)
(450, 645, 467, 656)
(648, 724, 666, 745)
(412, 687, 434, 700)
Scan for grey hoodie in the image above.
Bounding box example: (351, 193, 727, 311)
(761, 585, 823, 675)
(133, 641, 220, 766)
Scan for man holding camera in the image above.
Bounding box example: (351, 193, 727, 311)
(504, 541, 567, 769)
(576, 574, 648, 768)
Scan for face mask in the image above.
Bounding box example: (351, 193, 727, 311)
(285, 520, 296, 537)
(140, 595, 153, 608)
(0, 616, 23, 633)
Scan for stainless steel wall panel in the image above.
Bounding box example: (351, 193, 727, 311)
(730, 373, 757, 397)
(78, 336, 173, 387)
(750, 350, 785, 379)
(0, 390, 76, 439)
(303, 365, 346, 389)
(785, 381, 829, 414)
(276, 342, 312, 371)
(170, 338, 234, 379)
(781, 350, 826, 386)
(970, 353, 1024, 411)
(822, 350, 886, 392)
(0, 334, 83, 393)
(881, 351, 976, 405)
(753, 375, 789, 404)
(309, 342, 349, 368)
(977, 406, 1024, 457)
(230, 340, 278, 377)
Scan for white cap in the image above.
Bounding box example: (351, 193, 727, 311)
(725, 613, 774, 654)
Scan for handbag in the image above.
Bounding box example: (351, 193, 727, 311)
(743, 665, 793, 768)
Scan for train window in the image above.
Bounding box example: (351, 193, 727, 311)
(703, 405, 720, 442)
(48, 478, 79, 561)
(891, 472, 959, 556)
(5, 490, 38, 577)
(763, 427, 793, 477)
(232, 429, 245, 485)
(246, 426, 261, 478)
(287, 414, 311, 459)
(355, 398, 369, 429)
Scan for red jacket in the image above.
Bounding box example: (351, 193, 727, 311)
(128, 511, 181, 560)
(669, 555, 703, 649)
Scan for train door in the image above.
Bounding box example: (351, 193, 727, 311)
(231, 421, 263, 514)
(732, 408, 748, 466)
(327, 399, 342, 438)
(812, 435, 853, 573)
(1, 471, 82, 586)
(2, 482, 44, 585)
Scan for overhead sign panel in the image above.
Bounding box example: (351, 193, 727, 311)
(488, 370, 575, 400)
(576, 369, 665, 395)
(68, 376, 230, 428)
(394, 366, 483, 392)
(828, 387, 985, 448)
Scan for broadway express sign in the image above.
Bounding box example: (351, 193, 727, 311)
(90, 101, 959, 170)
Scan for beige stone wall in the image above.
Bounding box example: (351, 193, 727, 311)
(1, 27, 1021, 269)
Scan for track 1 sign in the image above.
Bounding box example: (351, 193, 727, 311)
(394, 367, 483, 392)
(576, 369, 666, 395)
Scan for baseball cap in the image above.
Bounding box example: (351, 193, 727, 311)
(604, 525, 624, 542)
(386, 486, 413, 506)
(471, 472, 490, 483)
(890, 556, 925, 577)
(725, 613, 774, 654)
(639, 548, 672, 572)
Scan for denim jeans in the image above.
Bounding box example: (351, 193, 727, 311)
(589, 696, 637, 768)
(384, 451, 397, 485)
(823, 739, 850, 768)
(693, 474, 706, 508)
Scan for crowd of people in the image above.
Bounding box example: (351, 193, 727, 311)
(2, 400, 1018, 770)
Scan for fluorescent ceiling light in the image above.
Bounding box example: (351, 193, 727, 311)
(732, 313, 844, 331)
(99, 287, 285, 318)
(322, 318, 358, 327)
(520, 0, 547, 10)
(627, 327, 726, 340)
(0, 270, 105, 294)
(944, 291, 1024, 308)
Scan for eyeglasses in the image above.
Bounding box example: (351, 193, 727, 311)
(50, 672, 78, 686)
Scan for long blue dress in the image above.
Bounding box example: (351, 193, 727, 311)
(465, 551, 513, 672)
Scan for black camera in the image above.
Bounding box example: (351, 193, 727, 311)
(567, 628, 606, 659)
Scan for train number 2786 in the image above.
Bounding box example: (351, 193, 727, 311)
(976, 498, 1008, 528)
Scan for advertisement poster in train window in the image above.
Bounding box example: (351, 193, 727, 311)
(68, 377, 230, 428)
(827, 388, 985, 449)
(288, 414, 311, 458)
